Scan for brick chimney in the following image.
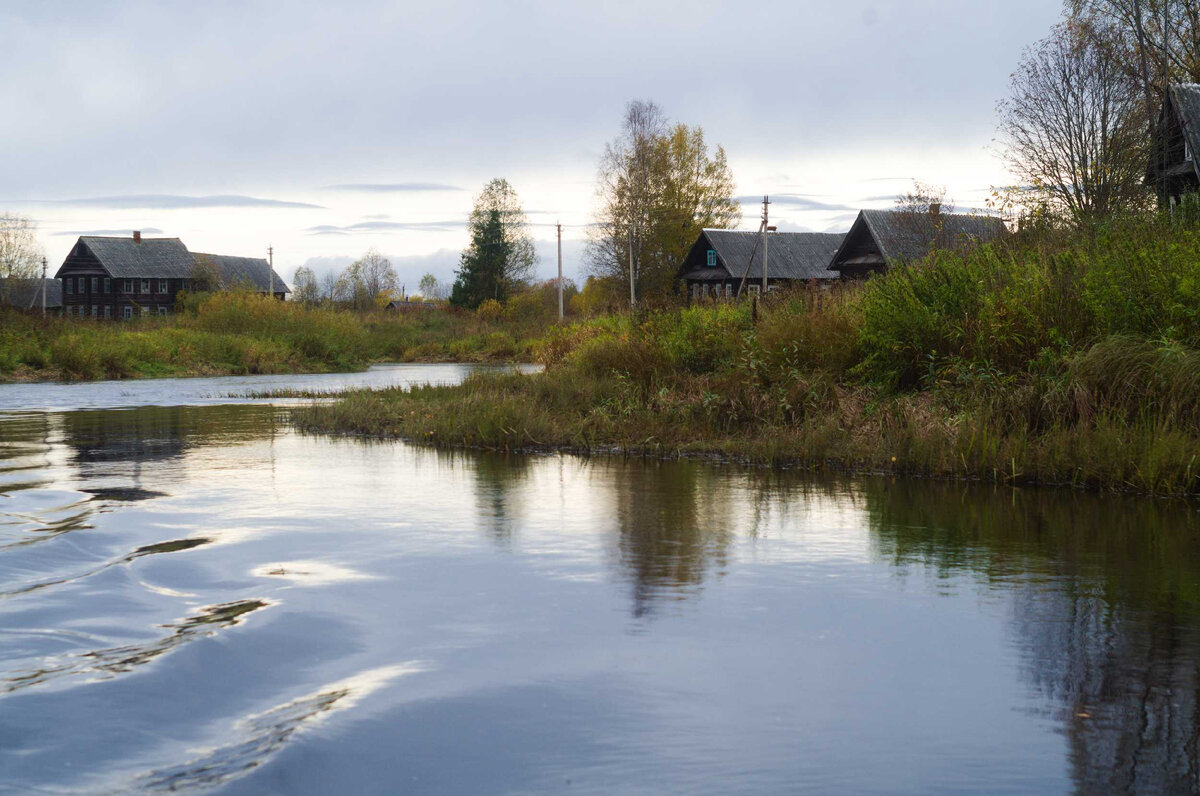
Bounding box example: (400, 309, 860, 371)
(132, 230, 142, 243)
(929, 203, 941, 218)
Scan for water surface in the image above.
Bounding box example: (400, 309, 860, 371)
(2, 367, 1200, 794)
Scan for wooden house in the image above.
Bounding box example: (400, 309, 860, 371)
(55, 232, 289, 319)
(191, 253, 290, 300)
(0, 278, 62, 314)
(829, 208, 1006, 278)
(678, 229, 845, 299)
(1149, 83, 1200, 206)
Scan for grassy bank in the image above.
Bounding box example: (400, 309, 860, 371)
(0, 292, 547, 381)
(295, 215, 1200, 497)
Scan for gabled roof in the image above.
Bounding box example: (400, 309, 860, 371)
(682, 229, 845, 282)
(1162, 84, 1200, 182)
(192, 253, 291, 293)
(840, 209, 1006, 267)
(69, 236, 195, 278)
(0, 278, 61, 309)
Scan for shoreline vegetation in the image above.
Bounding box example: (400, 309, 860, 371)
(294, 216, 1200, 498)
(0, 291, 548, 382)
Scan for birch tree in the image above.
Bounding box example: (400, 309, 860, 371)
(998, 22, 1150, 223)
(587, 102, 739, 303)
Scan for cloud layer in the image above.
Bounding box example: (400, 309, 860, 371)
(13, 195, 322, 210)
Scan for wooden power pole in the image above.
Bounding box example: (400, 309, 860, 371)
(267, 245, 275, 299)
(627, 227, 636, 310)
(556, 222, 564, 321)
(761, 195, 770, 295)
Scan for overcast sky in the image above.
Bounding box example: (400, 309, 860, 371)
(2, 0, 1064, 288)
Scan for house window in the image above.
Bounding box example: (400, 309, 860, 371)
(104, 305, 112, 319)
(748, 284, 761, 296)
(123, 306, 133, 320)
(103, 278, 111, 293)
(140, 279, 149, 294)
(91, 305, 98, 318)
(706, 250, 716, 267)
(91, 277, 98, 293)
(65, 278, 72, 295)
(159, 279, 168, 294)
(158, 306, 168, 316)
(122, 279, 131, 293)
(141, 306, 149, 315)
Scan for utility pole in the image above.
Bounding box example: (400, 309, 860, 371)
(35, 256, 47, 314)
(556, 222, 564, 322)
(761, 196, 770, 295)
(627, 226, 636, 309)
(268, 245, 275, 299)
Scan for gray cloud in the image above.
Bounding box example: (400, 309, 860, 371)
(13, 195, 323, 210)
(822, 213, 861, 232)
(51, 227, 164, 237)
(322, 183, 464, 193)
(736, 194, 858, 212)
(305, 220, 465, 235)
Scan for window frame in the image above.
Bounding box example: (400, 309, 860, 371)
(706, 250, 717, 267)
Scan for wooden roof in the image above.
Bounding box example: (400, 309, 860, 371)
(831, 209, 1006, 270)
(680, 229, 845, 282)
(0, 278, 61, 309)
(192, 254, 291, 293)
(62, 236, 195, 279)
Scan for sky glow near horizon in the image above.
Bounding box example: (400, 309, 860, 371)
(2, 0, 1062, 288)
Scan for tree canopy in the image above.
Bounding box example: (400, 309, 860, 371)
(586, 101, 740, 304)
(450, 178, 537, 309)
(0, 213, 42, 282)
(998, 21, 1150, 224)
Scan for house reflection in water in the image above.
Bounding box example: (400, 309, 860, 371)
(61, 404, 280, 495)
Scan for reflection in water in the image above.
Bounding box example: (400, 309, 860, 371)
(612, 460, 734, 618)
(864, 482, 1200, 793)
(468, 451, 533, 549)
(62, 403, 281, 473)
(132, 664, 423, 793)
(1, 535, 214, 598)
(6, 386, 1200, 792)
(4, 598, 269, 695)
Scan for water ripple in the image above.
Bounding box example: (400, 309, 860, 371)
(3, 598, 271, 696)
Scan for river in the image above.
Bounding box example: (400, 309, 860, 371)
(2, 365, 1199, 794)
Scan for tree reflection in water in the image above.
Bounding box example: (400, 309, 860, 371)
(609, 460, 735, 618)
(864, 481, 1200, 793)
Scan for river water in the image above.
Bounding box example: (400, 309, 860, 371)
(2, 365, 1200, 794)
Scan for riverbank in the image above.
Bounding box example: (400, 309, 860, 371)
(0, 293, 545, 381)
(294, 216, 1200, 497)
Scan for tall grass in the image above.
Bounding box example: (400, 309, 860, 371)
(0, 292, 548, 381)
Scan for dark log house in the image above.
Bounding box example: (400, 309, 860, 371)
(1149, 83, 1200, 206)
(56, 232, 288, 319)
(678, 229, 845, 299)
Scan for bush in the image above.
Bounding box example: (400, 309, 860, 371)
(477, 299, 503, 321)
